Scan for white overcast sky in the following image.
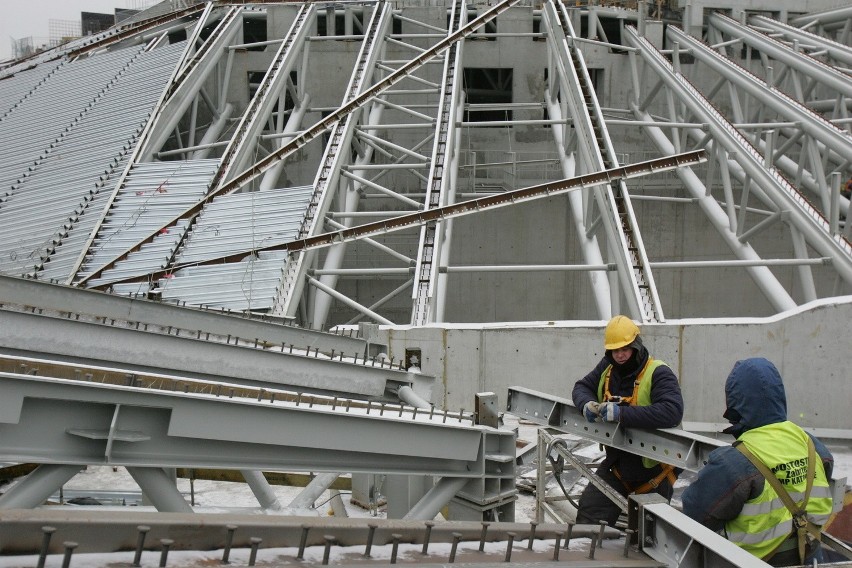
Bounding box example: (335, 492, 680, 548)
(1, 0, 150, 61)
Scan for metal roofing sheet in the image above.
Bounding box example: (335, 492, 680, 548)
(80, 158, 220, 287)
(0, 60, 65, 120)
(0, 43, 185, 279)
(153, 185, 314, 310)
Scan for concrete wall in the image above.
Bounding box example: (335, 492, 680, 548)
(381, 296, 852, 436)
(222, 3, 850, 326)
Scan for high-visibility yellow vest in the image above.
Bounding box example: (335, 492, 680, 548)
(597, 358, 667, 468)
(725, 422, 834, 559)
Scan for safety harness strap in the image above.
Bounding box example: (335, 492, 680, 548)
(735, 438, 820, 564)
(602, 357, 653, 404)
(612, 463, 678, 495)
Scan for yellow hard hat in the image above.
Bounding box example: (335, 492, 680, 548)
(604, 315, 640, 350)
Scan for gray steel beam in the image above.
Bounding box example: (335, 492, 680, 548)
(0, 372, 510, 477)
(0, 274, 374, 358)
(288, 472, 341, 510)
(506, 386, 727, 473)
(139, 7, 243, 162)
(126, 466, 193, 513)
(750, 15, 852, 67)
(625, 27, 852, 287)
(632, 109, 798, 312)
(241, 469, 284, 511)
(545, 0, 662, 322)
(632, 494, 772, 568)
(789, 6, 852, 31)
(76, 0, 521, 289)
(278, 3, 394, 320)
(403, 476, 469, 520)
(411, 0, 466, 325)
(694, 17, 852, 148)
(544, 91, 612, 319)
(213, 6, 315, 183)
(0, 464, 82, 510)
(0, 309, 411, 400)
(131, 152, 707, 274)
(704, 13, 852, 97)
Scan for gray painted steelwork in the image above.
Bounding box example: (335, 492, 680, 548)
(199, 152, 707, 262)
(508, 385, 847, 510)
(3, 1, 848, 325)
(505, 386, 725, 473)
(411, 0, 466, 325)
(625, 27, 852, 287)
(632, 494, 772, 568)
(0, 308, 410, 400)
(749, 14, 852, 68)
(0, 273, 375, 358)
(277, 3, 394, 319)
(697, 18, 852, 152)
(709, 13, 852, 99)
(0, 370, 512, 499)
(545, 0, 663, 323)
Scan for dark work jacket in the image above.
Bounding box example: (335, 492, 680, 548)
(571, 345, 684, 488)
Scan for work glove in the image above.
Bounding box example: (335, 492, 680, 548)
(582, 401, 601, 422)
(599, 402, 621, 423)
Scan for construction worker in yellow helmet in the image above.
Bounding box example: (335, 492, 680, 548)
(571, 315, 684, 526)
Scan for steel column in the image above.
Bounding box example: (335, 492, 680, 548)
(241, 469, 283, 511)
(0, 464, 83, 510)
(126, 467, 193, 513)
(402, 476, 469, 520)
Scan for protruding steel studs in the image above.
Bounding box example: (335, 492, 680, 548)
(449, 532, 463, 563)
(222, 524, 238, 564)
(37, 525, 56, 568)
(132, 525, 151, 567)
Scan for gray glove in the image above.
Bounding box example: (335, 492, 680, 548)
(582, 401, 601, 422)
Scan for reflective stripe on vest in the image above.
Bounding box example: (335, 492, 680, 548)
(597, 358, 667, 468)
(724, 422, 834, 560)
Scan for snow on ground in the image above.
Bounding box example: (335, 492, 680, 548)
(1, 414, 849, 567)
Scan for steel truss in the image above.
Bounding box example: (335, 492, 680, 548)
(0, 368, 513, 517)
(1, 2, 850, 325)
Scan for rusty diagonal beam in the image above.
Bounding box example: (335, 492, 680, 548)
(75, 0, 521, 288)
(90, 150, 708, 290)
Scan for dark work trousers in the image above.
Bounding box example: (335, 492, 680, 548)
(575, 467, 674, 527)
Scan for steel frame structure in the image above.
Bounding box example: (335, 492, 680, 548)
(1, 1, 849, 326)
(1, 4, 852, 565)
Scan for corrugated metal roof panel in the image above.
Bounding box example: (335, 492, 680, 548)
(154, 185, 314, 310)
(0, 43, 185, 280)
(176, 186, 313, 264)
(158, 252, 289, 311)
(0, 60, 65, 120)
(79, 158, 220, 288)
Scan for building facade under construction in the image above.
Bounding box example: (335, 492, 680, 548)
(0, 0, 850, 565)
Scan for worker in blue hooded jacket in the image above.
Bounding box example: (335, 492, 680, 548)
(572, 315, 684, 526)
(682, 358, 837, 567)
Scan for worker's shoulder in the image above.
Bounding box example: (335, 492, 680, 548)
(649, 358, 678, 379)
(706, 444, 754, 471)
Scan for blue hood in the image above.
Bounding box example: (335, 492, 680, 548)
(723, 358, 787, 437)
